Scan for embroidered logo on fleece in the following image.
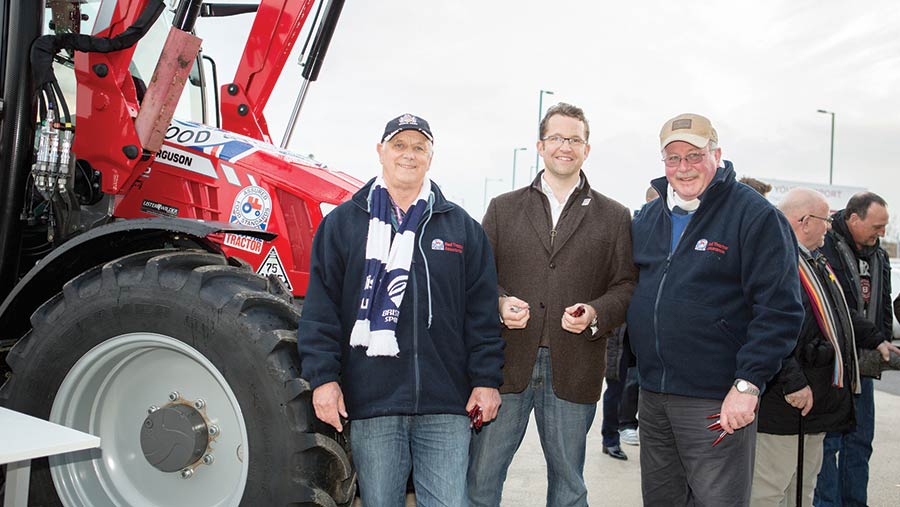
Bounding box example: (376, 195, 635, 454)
(432, 238, 463, 253)
(695, 238, 729, 256)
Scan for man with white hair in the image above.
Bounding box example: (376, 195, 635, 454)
(751, 188, 860, 506)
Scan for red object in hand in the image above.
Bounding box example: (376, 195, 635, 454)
(570, 305, 586, 318)
(468, 405, 483, 431)
(712, 430, 728, 447)
(706, 412, 727, 446)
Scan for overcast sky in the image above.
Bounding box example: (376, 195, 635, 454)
(199, 0, 900, 237)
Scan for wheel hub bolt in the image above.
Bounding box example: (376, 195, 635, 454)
(148, 405, 159, 413)
(208, 425, 219, 436)
(193, 399, 205, 410)
(168, 391, 181, 402)
(180, 468, 193, 479)
(202, 453, 214, 465)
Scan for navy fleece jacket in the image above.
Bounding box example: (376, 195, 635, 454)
(627, 163, 804, 400)
(297, 178, 504, 420)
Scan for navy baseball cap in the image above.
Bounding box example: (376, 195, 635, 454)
(381, 113, 434, 143)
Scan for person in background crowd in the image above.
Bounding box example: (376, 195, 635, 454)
(814, 192, 900, 507)
(628, 113, 804, 506)
(602, 326, 632, 460)
(740, 176, 773, 197)
(468, 103, 637, 507)
(619, 187, 660, 445)
(752, 188, 860, 506)
(600, 186, 658, 459)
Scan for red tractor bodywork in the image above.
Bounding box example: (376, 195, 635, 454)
(73, 0, 360, 295)
(116, 119, 361, 294)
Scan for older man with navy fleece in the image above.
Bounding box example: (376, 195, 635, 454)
(297, 114, 504, 507)
(627, 113, 804, 507)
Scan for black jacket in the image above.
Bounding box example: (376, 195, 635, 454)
(758, 250, 855, 435)
(605, 326, 633, 382)
(821, 210, 892, 349)
(297, 178, 505, 420)
(627, 162, 804, 399)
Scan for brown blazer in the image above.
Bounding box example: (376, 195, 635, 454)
(482, 172, 637, 403)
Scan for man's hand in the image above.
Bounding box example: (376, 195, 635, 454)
(719, 385, 759, 433)
(784, 386, 814, 416)
(500, 296, 530, 329)
(312, 381, 348, 432)
(876, 340, 900, 361)
(467, 387, 501, 423)
(561, 304, 596, 334)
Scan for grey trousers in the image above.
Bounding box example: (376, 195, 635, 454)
(640, 388, 758, 507)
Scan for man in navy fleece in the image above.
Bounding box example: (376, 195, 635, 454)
(297, 114, 504, 506)
(627, 113, 804, 506)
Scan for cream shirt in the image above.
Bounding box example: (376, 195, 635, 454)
(540, 175, 583, 227)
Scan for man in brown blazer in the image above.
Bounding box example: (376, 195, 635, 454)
(467, 103, 637, 507)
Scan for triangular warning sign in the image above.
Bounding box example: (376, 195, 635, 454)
(256, 246, 293, 291)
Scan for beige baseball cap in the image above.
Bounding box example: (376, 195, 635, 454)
(659, 113, 718, 149)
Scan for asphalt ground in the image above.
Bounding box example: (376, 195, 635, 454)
(498, 383, 900, 506)
(356, 382, 900, 506)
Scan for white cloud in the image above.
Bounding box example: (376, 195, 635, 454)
(198, 0, 900, 236)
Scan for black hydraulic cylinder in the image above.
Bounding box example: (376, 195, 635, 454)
(200, 3, 259, 17)
(0, 0, 42, 294)
(173, 0, 203, 31)
(301, 0, 345, 82)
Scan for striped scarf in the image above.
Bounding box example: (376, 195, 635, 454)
(349, 177, 431, 357)
(798, 252, 858, 390)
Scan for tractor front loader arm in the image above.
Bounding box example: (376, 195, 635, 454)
(221, 0, 318, 142)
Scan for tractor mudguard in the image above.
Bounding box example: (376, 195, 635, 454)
(0, 248, 355, 506)
(0, 217, 275, 347)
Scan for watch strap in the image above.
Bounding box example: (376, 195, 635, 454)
(734, 379, 760, 396)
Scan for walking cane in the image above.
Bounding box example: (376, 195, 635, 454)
(796, 411, 805, 506)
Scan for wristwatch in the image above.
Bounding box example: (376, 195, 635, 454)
(733, 379, 760, 396)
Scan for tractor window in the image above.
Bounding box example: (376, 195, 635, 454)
(45, 0, 205, 125)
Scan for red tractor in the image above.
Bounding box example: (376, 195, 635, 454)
(0, 0, 359, 505)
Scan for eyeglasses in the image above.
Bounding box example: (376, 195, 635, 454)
(542, 135, 587, 147)
(663, 151, 707, 167)
(799, 214, 833, 224)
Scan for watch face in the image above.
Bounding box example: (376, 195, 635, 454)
(736, 380, 748, 392)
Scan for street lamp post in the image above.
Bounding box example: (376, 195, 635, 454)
(535, 89, 555, 178)
(817, 109, 835, 185)
(511, 147, 527, 190)
(483, 177, 503, 214)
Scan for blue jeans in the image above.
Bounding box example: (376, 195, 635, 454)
(814, 376, 875, 507)
(468, 347, 597, 507)
(351, 413, 470, 507)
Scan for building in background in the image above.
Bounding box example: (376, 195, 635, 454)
(766, 179, 897, 258)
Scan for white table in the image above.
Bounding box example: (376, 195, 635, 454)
(0, 407, 100, 507)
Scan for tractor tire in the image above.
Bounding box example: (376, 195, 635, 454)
(0, 249, 355, 507)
